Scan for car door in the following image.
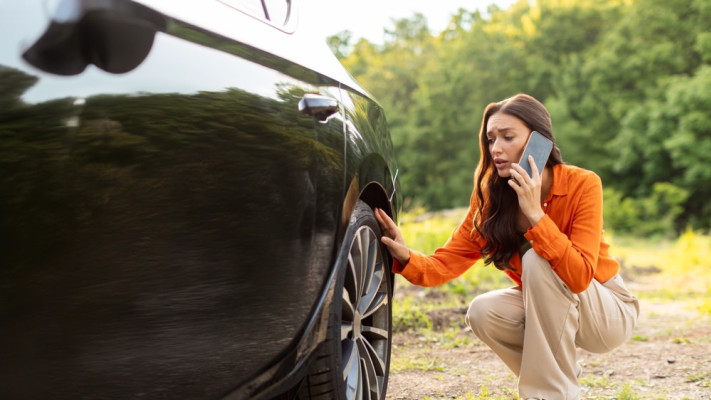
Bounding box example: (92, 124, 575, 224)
(0, 0, 350, 398)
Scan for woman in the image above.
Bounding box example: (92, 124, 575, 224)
(375, 94, 639, 400)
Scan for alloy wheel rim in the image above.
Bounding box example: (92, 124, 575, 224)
(341, 225, 390, 400)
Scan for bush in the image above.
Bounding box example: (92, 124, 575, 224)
(603, 183, 688, 236)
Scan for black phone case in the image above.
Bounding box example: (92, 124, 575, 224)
(519, 131, 553, 177)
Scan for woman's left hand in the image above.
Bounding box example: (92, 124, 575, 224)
(508, 155, 545, 227)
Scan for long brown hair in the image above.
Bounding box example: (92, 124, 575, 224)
(473, 94, 563, 271)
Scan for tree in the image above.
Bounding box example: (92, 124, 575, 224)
(331, 0, 711, 230)
(326, 30, 353, 59)
(0, 66, 38, 110)
(551, 0, 703, 181)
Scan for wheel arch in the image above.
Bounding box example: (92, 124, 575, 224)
(340, 155, 399, 294)
(358, 182, 396, 295)
(359, 183, 393, 220)
(341, 152, 399, 224)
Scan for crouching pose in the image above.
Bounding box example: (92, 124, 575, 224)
(375, 94, 639, 400)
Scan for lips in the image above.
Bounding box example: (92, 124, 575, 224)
(494, 158, 508, 169)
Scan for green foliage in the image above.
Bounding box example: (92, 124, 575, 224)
(686, 370, 711, 387)
(331, 0, 711, 232)
(610, 228, 711, 314)
(0, 66, 39, 110)
(442, 263, 506, 297)
(579, 375, 612, 389)
(603, 183, 688, 236)
(399, 208, 511, 293)
(326, 30, 352, 59)
(618, 383, 642, 400)
(390, 356, 444, 373)
(393, 296, 433, 332)
(658, 229, 711, 303)
(399, 208, 465, 254)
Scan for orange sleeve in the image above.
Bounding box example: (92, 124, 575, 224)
(392, 193, 484, 287)
(523, 173, 602, 293)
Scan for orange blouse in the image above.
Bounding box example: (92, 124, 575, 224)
(393, 164, 618, 294)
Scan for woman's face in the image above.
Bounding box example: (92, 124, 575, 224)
(486, 111, 530, 178)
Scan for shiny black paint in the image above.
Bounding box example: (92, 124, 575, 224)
(1, 1, 399, 399)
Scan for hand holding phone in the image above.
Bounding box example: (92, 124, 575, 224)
(518, 131, 553, 178)
(512, 131, 554, 226)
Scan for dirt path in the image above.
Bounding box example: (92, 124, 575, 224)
(386, 291, 711, 399)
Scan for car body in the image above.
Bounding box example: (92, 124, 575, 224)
(0, 1, 400, 399)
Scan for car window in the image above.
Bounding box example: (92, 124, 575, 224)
(263, 0, 291, 26)
(218, 0, 294, 31)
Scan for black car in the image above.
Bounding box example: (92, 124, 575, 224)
(0, 1, 400, 399)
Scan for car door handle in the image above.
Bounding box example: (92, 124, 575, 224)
(298, 94, 339, 121)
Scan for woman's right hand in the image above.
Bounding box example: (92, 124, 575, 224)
(374, 208, 410, 265)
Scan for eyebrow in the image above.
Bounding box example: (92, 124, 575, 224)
(486, 127, 514, 136)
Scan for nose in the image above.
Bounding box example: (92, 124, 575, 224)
(490, 138, 502, 155)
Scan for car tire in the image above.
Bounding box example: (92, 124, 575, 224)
(301, 200, 392, 400)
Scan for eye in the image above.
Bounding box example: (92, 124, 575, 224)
(504, 136, 514, 141)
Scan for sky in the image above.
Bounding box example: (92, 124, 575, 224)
(302, 0, 518, 44)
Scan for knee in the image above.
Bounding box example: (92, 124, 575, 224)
(520, 248, 552, 286)
(521, 248, 576, 301)
(466, 295, 493, 337)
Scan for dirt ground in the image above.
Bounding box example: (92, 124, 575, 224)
(386, 279, 711, 400)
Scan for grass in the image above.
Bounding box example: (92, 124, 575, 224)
(687, 370, 711, 386)
(390, 356, 446, 373)
(392, 296, 433, 332)
(617, 383, 642, 400)
(415, 385, 520, 400)
(409, 384, 647, 400)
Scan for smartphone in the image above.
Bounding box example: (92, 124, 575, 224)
(518, 131, 553, 178)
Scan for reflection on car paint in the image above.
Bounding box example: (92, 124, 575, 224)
(0, 1, 400, 399)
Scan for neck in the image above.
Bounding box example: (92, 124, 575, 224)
(541, 165, 553, 201)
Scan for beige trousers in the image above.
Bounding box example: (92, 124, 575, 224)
(466, 249, 640, 400)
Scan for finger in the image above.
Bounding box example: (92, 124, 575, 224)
(375, 208, 389, 226)
(374, 208, 384, 223)
(381, 236, 409, 261)
(381, 236, 397, 247)
(380, 236, 396, 255)
(509, 169, 527, 188)
(528, 155, 540, 179)
(383, 211, 399, 232)
(511, 162, 531, 182)
(508, 177, 522, 192)
(381, 236, 401, 254)
(375, 208, 398, 236)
